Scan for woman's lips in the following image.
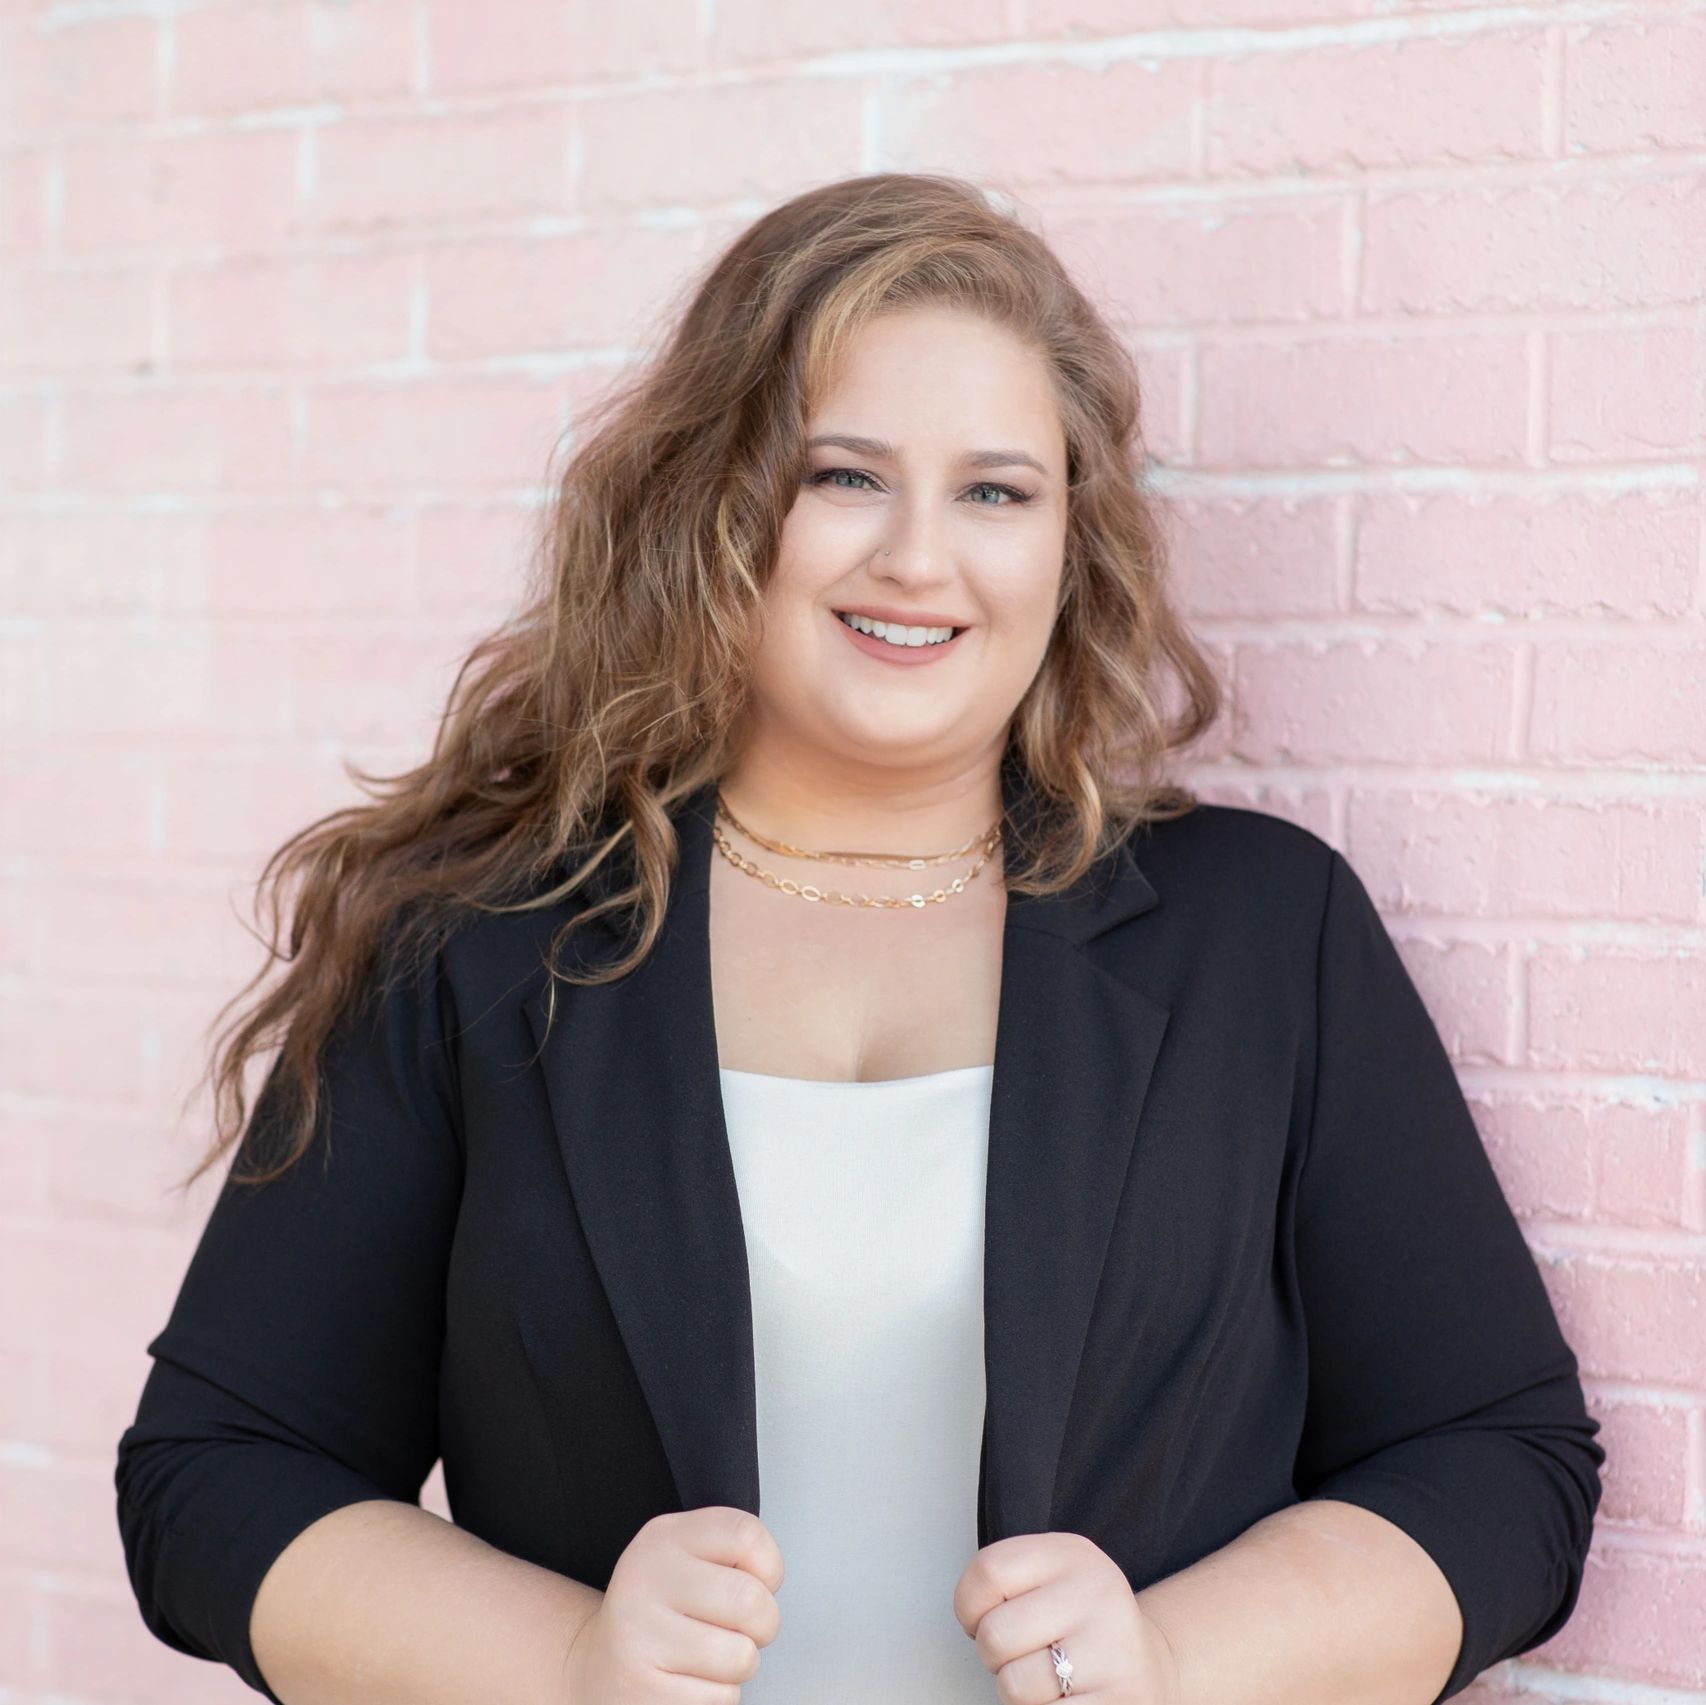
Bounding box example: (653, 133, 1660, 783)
(832, 611, 969, 666)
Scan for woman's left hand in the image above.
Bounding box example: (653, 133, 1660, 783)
(953, 1531, 1183, 1703)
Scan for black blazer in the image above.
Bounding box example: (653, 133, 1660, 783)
(115, 765, 1605, 1705)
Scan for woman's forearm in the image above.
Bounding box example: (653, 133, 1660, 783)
(1134, 1497, 1463, 1705)
(250, 1499, 604, 1705)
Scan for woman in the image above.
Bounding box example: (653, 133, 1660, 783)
(116, 173, 1603, 1705)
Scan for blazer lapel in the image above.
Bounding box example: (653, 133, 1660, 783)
(521, 761, 1171, 1549)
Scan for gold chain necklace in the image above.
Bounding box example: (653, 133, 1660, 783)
(717, 794, 994, 866)
(711, 790, 1003, 909)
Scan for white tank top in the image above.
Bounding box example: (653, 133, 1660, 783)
(717, 1063, 997, 1704)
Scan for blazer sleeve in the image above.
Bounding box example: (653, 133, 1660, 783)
(1290, 847, 1604, 1705)
(113, 936, 464, 1703)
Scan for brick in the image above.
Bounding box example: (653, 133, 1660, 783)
(300, 373, 567, 489)
(0, 146, 55, 255)
(0, 1225, 193, 1364)
(1547, 1255, 1706, 1389)
(1355, 490, 1699, 618)
(0, 741, 156, 857)
(1530, 643, 1706, 765)
(428, 0, 702, 93)
(1566, 15, 1706, 154)
(1129, 339, 1189, 466)
(1582, 1397, 1689, 1528)
(1232, 638, 1517, 762)
(39, 1109, 194, 1226)
(0, 389, 50, 487)
(1531, 949, 1706, 1078)
(42, 1579, 243, 1704)
(0, 625, 51, 737)
(883, 57, 1198, 189)
(170, 0, 417, 117)
(416, 500, 538, 618)
(58, 385, 298, 493)
(169, 251, 416, 372)
(0, 261, 155, 379)
(59, 129, 301, 254)
(1048, 195, 1346, 329)
(1363, 176, 1706, 314)
(710, 0, 1013, 64)
(0, 1457, 124, 1575)
(579, 78, 863, 209)
(0, 511, 192, 618)
(1166, 495, 1342, 616)
(425, 223, 700, 359)
(45, 618, 292, 740)
(0, 13, 161, 136)
(0, 1113, 43, 1213)
(5, 876, 238, 988)
(1349, 793, 1705, 924)
(192, 506, 417, 618)
(307, 107, 569, 232)
(1475, 1097, 1692, 1230)
(1209, 30, 1545, 174)
(288, 620, 467, 744)
(1027, 0, 1380, 28)
(1198, 334, 1529, 467)
(1395, 935, 1514, 1066)
(0, 1566, 28, 1678)
(1550, 322, 1706, 461)
(1534, 1526, 1706, 1688)
(0, 503, 398, 627)
(156, 746, 363, 862)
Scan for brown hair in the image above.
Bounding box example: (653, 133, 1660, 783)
(179, 170, 1222, 1194)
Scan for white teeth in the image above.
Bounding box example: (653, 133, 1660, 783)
(836, 611, 957, 647)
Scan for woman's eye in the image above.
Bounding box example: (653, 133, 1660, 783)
(808, 469, 1033, 506)
(812, 468, 877, 493)
(965, 480, 1033, 506)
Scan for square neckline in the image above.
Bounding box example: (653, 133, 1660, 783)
(717, 1063, 995, 1088)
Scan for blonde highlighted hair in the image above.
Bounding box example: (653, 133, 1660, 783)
(184, 171, 1222, 1192)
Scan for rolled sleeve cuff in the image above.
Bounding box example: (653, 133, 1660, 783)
(1300, 1430, 1586, 1705)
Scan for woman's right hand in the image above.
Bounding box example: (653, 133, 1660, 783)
(562, 1506, 785, 1702)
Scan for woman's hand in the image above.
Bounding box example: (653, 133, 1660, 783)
(953, 1530, 1182, 1703)
(561, 1506, 784, 1701)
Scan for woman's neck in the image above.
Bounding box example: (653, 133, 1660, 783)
(714, 742, 1005, 860)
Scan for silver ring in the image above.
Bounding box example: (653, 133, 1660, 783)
(1049, 1639, 1074, 1695)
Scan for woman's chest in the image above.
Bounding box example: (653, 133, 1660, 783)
(444, 912, 1309, 1587)
(706, 860, 1007, 1082)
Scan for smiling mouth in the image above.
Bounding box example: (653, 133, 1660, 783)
(833, 610, 966, 648)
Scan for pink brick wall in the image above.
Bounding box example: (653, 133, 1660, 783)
(2, 2, 1701, 1700)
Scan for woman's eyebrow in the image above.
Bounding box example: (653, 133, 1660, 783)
(805, 433, 1049, 477)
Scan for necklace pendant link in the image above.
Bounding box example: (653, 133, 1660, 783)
(710, 791, 1002, 911)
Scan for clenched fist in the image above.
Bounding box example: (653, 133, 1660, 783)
(561, 1506, 785, 1702)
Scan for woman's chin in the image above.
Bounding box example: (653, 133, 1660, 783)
(812, 704, 979, 759)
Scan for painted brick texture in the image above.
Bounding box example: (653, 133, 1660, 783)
(1, 2, 1700, 1700)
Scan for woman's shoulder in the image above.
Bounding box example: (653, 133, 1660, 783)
(1105, 801, 1346, 996)
(1124, 797, 1337, 900)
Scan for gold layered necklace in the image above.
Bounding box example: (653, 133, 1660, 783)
(712, 789, 1003, 910)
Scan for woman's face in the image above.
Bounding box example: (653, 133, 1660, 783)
(746, 307, 1070, 775)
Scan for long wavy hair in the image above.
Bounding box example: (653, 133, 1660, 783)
(180, 170, 1223, 1194)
